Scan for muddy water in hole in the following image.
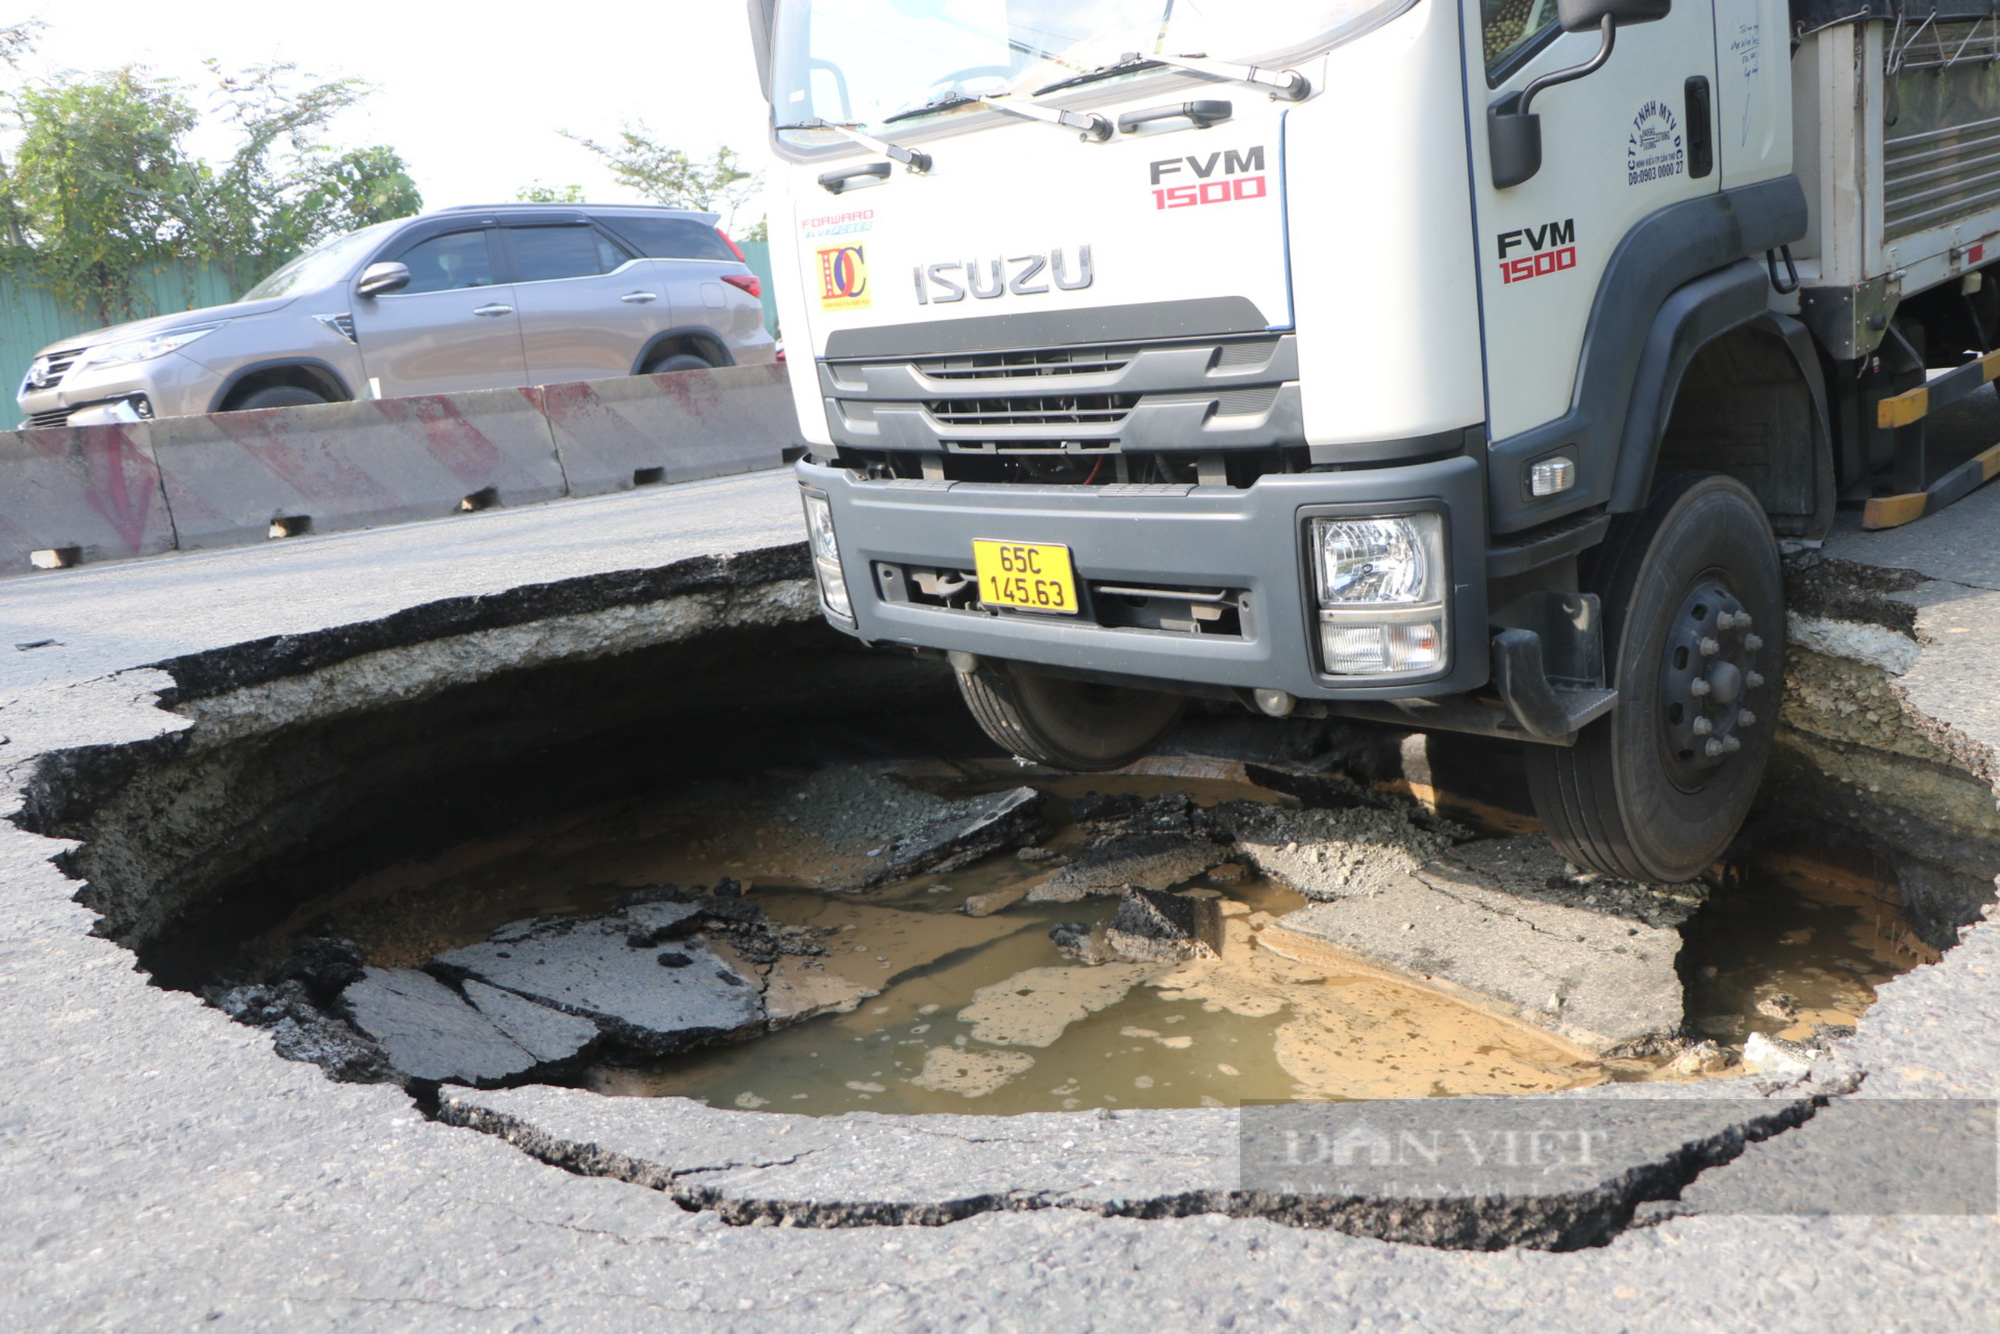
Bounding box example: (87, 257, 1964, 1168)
(260, 764, 1928, 1116)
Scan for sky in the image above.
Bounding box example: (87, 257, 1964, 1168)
(5, 0, 779, 228)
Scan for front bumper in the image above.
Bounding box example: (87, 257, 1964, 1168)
(17, 352, 217, 428)
(798, 455, 1490, 702)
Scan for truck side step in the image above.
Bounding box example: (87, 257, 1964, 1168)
(1874, 349, 2000, 430)
(1863, 443, 2000, 530)
(1863, 350, 2000, 530)
(1491, 629, 1618, 740)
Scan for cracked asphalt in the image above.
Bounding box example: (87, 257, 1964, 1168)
(1, 467, 1997, 1329)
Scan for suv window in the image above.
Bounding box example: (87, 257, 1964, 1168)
(506, 225, 630, 282)
(600, 216, 736, 263)
(394, 230, 496, 294)
(1484, 0, 1561, 73)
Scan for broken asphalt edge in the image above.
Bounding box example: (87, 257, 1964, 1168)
(432, 1088, 1823, 1251)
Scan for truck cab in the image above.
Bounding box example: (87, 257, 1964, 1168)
(749, 0, 2000, 882)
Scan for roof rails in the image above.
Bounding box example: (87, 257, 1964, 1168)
(427, 202, 703, 215)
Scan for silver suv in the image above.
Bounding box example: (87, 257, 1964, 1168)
(16, 204, 776, 428)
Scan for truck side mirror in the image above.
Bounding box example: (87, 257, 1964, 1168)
(357, 261, 410, 298)
(1489, 3, 1657, 191)
(1490, 94, 1543, 190)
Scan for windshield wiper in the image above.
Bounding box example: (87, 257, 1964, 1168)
(1035, 51, 1309, 102)
(775, 119, 933, 173)
(884, 93, 1113, 142)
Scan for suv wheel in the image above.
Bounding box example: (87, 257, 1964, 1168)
(646, 353, 711, 375)
(234, 385, 329, 412)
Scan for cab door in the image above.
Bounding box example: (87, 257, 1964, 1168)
(1466, 0, 1719, 444)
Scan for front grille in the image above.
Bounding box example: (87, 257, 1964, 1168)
(26, 408, 72, 429)
(23, 347, 85, 393)
(916, 346, 1135, 381)
(926, 393, 1139, 428)
(824, 332, 1301, 468)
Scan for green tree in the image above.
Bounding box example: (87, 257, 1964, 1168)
(1, 59, 420, 322)
(282, 144, 423, 242)
(516, 182, 586, 203)
(6, 68, 204, 320)
(198, 62, 421, 269)
(563, 126, 760, 230)
(0, 20, 46, 250)
(0, 19, 39, 66)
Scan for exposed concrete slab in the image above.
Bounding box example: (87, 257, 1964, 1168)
(1106, 886, 1223, 962)
(872, 784, 1044, 886)
(432, 917, 765, 1058)
(772, 768, 1045, 890)
(341, 967, 541, 1086)
(1027, 831, 1225, 902)
(1262, 847, 1691, 1053)
(1216, 801, 1461, 899)
(1192, 806, 1696, 1049)
(760, 955, 875, 1029)
(461, 979, 600, 1066)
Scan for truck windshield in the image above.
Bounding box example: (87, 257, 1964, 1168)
(772, 0, 1406, 144)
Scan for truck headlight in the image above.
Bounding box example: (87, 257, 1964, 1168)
(801, 491, 853, 621)
(1309, 514, 1447, 676)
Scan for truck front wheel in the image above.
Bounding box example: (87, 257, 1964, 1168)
(1524, 474, 1784, 882)
(957, 662, 1185, 772)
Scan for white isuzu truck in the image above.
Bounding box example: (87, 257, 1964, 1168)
(749, 0, 2000, 882)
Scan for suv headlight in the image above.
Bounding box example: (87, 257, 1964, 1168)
(801, 491, 853, 621)
(1309, 514, 1448, 677)
(76, 325, 220, 370)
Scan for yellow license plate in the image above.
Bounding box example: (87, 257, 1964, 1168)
(973, 540, 1080, 615)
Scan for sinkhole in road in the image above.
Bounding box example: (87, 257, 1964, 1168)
(204, 743, 1931, 1116)
(35, 581, 1956, 1119)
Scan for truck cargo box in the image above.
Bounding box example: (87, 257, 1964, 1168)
(1794, 3, 2000, 355)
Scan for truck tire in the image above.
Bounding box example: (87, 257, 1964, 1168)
(1524, 473, 1784, 883)
(957, 663, 1184, 772)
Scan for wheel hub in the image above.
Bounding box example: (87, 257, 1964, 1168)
(1659, 579, 1768, 787)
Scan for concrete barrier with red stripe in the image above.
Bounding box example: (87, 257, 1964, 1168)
(534, 363, 797, 498)
(0, 366, 801, 573)
(0, 422, 176, 570)
(150, 386, 570, 551)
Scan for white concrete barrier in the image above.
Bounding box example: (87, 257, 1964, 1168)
(0, 367, 801, 571)
(534, 364, 796, 498)
(0, 422, 176, 571)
